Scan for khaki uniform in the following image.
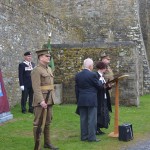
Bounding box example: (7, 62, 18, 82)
(104, 65, 114, 82)
(31, 62, 55, 107)
(104, 65, 114, 98)
(31, 62, 55, 147)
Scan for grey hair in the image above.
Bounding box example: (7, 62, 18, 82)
(83, 58, 93, 69)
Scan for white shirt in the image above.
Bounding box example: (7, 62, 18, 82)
(98, 71, 106, 83)
(98, 71, 107, 99)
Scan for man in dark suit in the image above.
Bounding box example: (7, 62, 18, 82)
(75, 58, 103, 142)
(18, 51, 35, 114)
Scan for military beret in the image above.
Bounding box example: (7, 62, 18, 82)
(101, 53, 110, 60)
(24, 51, 31, 56)
(36, 49, 50, 56)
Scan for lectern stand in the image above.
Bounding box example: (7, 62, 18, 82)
(108, 74, 129, 138)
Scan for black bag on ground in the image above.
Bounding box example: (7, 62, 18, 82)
(119, 123, 133, 141)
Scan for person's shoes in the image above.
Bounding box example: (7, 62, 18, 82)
(88, 139, 101, 142)
(81, 139, 88, 142)
(96, 130, 105, 135)
(96, 130, 100, 135)
(22, 111, 26, 114)
(44, 143, 59, 150)
(28, 109, 33, 113)
(99, 131, 105, 135)
(96, 131, 105, 135)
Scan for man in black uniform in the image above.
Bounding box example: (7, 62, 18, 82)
(18, 51, 35, 114)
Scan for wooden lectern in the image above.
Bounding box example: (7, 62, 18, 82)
(107, 74, 129, 138)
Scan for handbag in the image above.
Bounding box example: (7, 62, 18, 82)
(118, 123, 133, 141)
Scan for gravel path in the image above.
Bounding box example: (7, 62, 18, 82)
(121, 138, 150, 150)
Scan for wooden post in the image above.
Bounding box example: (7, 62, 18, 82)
(108, 80, 119, 137)
(108, 74, 129, 138)
(114, 80, 119, 135)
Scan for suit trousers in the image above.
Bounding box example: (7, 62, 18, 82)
(79, 106, 97, 141)
(21, 86, 33, 112)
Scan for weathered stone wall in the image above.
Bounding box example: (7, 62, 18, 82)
(0, 0, 149, 107)
(52, 42, 141, 106)
(139, 0, 150, 66)
(0, 0, 69, 106)
(45, 0, 150, 93)
(0, 0, 51, 106)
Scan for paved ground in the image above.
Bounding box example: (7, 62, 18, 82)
(121, 138, 150, 150)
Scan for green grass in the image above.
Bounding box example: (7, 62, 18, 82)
(0, 94, 150, 150)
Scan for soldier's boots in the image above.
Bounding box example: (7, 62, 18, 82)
(33, 126, 38, 142)
(44, 125, 59, 150)
(44, 143, 59, 150)
(33, 127, 42, 150)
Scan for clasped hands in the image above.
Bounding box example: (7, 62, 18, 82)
(40, 101, 47, 109)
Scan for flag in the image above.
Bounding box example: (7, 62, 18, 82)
(42, 35, 55, 72)
(47, 36, 55, 72)
(0, 69, 10, 113)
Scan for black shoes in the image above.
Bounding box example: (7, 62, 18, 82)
(81, 139, 87, 142)
(22, 109, 33, 114)
(88, 139, 101, 142)
(28, 109, 33, 113)
(22, 110, 26, 114)
(82, 138, 101, 142)
(96, 130, 105, 135)
(22, 107, 33, 114)
(44, 143, 59, 150)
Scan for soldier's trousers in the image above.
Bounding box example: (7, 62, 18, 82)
(33, 105, 52, 147)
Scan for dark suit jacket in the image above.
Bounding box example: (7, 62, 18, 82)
(18, 61, 35, 88)
(75, 69, 103, 107)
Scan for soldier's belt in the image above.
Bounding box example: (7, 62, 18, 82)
(41, 85, 54, 91)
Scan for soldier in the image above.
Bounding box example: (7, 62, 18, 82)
(31, 49, 59, 150)
(101, 53, 114, 82)
(18, 51, 35, 114)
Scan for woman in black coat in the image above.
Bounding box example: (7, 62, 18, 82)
(95, 61, 112, 135)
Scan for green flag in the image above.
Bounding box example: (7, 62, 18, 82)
(47, 36, 55, 71)
(43, 36, 55, 71)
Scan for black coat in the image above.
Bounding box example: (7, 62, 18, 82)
(96, 72, 112, 129)
(18, 61, 35, 88)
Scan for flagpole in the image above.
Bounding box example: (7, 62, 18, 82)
(48, 32, 55, 72)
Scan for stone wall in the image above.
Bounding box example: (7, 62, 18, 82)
(0, 0, 149, 107)
(0, 0, 52, 106)
(139, 0, 150, 66)
(52, 42, 141, 106)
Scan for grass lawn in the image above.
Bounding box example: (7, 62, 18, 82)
(0, 94, 150, 150)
